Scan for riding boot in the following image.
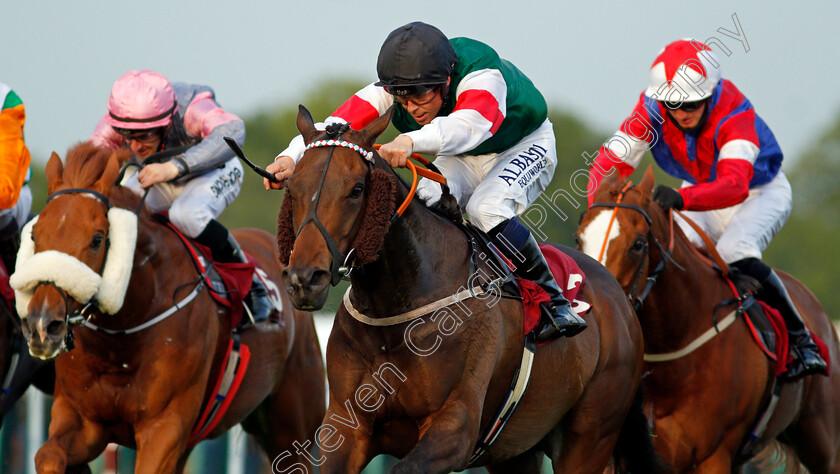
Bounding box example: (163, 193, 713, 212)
(195, 220, 272, 322)
(490, 218, 586, 342)
(0, 217, 21, 275)
(732, 258, 827, 379)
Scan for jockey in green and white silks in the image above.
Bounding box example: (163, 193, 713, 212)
(266, 22, 586, 343)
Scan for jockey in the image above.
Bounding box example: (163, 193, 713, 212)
(90, 70, 271, 322)
(0, 82, 32, 275)
(265, 21, 586, 343)
(586, 39, 826, 379)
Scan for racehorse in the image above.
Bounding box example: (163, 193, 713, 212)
(577, 166, 840, 472)
(275, 105, 659, 473)
(12, 142, 326, 473)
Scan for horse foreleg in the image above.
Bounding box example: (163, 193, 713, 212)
(133, 413, 191, 474)
(35, 396, 107, 474)
(390, 398, 479, 474)
(310, 400, 374, 474)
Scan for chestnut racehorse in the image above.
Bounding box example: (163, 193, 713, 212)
(13, 142, 325, 473)
(275, 106, 659, 473)
(577, 166, 840, 472)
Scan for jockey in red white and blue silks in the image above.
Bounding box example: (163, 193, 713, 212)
(587, 39, 788, 265)
(586, 39, 827, 379)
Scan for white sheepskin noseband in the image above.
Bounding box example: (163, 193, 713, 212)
(10, 207, 138, 316)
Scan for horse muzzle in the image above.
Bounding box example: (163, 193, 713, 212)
(281, 266, 331, 311)
(19, 314, 66, 360)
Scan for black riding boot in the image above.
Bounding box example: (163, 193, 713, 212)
(732, 258, 827, 379)
(516, 236, 587, 342)
(196, 220, 272, 322)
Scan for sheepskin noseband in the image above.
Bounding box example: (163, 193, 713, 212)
(276, 168, 396, 267)
(10, 208, 138, 315)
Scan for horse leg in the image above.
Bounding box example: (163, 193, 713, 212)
(486, 449, 545, 473)
(133, 413, 191, 474)
(692, 447, 737, 473)
(389, 397, 481, 474)
(310, 399, 374, 474)
(242, 318, 326, 463)
(35, 396, 107, 474)
(784, 415, 840, 474)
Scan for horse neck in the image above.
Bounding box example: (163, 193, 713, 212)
(636, 214, 735, 353)
(349, 198, 471, 318)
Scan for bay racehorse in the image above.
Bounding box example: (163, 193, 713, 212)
(274, 105, 659, 473)
(11, 142, 326, 473)
(577, 166, 840, 472)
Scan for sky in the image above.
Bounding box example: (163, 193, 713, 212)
(3, 1, 838, 169)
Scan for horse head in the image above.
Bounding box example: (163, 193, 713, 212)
(278, 106, 396, 310)
(11, 142, 134, 359)
(576, 166, 671, 301)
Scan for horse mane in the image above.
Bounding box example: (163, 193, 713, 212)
(61, 141, 131, 188)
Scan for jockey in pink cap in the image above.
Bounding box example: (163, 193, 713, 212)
(90, 69, 270, 321)
(586, 39, 826, 379)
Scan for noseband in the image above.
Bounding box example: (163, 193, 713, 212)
(590, 184, 683, 311)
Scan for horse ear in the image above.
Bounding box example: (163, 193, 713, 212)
(639, 165, 656, 197)
(93, 153, 121, 197)
(45, 152, 64, 194)
(357, 106, 394, 148)
(296, 105, 320, 145)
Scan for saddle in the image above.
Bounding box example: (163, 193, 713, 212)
(728, 272, 830, 377)
(0, 260, 13, 312)
(153, 214, 282, 330)
(446, 218, 591, 343)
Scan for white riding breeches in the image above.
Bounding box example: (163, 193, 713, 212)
(675, 171, 792, 263)
(123, 158, 243, 238)
(415, 119, 557, 233)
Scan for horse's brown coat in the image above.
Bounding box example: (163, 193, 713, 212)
(18, 142, 326, 473)
(578, 166, 840, 472)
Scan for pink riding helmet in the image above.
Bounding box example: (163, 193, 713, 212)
(105, 70, 177, 130)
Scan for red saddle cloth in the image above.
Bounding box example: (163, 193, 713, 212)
(745, 300, 831, 377)
(518, 244, 590, 342)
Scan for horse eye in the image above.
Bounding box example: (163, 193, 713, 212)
(349, 183, 364, 199)
(630, 238, 646, 253)
(90, 232, 105, 251)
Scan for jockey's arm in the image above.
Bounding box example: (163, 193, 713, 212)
(176, 91, 245, 178)
(0, 95, 31, 210)
(586, 95, 655, 206)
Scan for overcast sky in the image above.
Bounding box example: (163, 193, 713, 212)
(4, 1, 837, 169)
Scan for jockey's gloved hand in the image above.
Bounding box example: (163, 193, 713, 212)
(653, 185, 684, 211)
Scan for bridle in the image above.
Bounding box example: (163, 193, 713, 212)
(295, 123, 448, 286)
(35, 188, 114, 350)
(589, 183, 683, 311)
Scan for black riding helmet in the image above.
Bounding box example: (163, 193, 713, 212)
(374, 22, 457, 97)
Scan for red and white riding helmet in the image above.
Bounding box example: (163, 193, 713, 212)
(104, 70, 177, 130)
(645, 39, 721, 104)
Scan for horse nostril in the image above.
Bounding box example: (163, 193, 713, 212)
(310, 269, 330, 288)
(46, 320, 66, 338)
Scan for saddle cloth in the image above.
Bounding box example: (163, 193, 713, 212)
(518, 244, 591, 344)
(743, 297, 830, 377)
